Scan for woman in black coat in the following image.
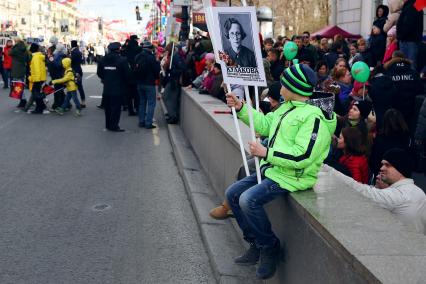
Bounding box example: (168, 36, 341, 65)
(370, 108, 411, 178)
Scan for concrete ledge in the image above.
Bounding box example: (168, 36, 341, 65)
(174, 88, 426, 284)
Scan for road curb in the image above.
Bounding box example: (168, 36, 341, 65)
(161, 105, 260, 284)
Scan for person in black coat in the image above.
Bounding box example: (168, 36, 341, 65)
(163, 43, 186, 124)
(370, 108, 411, 178)
(384, 51, 423, 133)
(373, 4, 389, 33)
(121, 35, 142, 116)
(369, 24, 387, 66)
(134, 41, 161, 129)
(368, 66, 397, 131)
(70, 40, 86, 108)
(267, 48, 284, 82)
(97, 42, 131, 132)
(324, 42, 346, 70)
(396, 0, 424, 70)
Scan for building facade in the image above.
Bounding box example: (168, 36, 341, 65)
(0, 0, 80, 43)
(334, 0, 426, 38)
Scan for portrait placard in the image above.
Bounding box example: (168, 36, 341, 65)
(210, 7, 266, 86)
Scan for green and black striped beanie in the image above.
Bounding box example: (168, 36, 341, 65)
(280, 64, 317, 97)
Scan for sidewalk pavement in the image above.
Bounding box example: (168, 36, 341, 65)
(160, 105, 261, 284)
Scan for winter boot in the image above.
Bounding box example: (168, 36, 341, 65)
(234, 243, 260, 265)
(17, 99, 27, 108)
(55, 107, 64, 115)
(256, 242, 281, 280)
(209, 201, 233, 220)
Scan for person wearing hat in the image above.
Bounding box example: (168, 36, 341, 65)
(9, 38, 30, 109)
(209, 82, 283, 220)
(369, 23, 386, 66)
(382, 25, 398, 64)
(27, 43, 47, 114)
(121, 35, 142, 116)
(47, 42, 67, 110)
(97, 42, 131, 132)
(225, 64, 337, 279)
(134, 41, 160, 129)
(337, 99, 371, 147)
(331, 148, 426, 235)
(70, 40, 86, 108)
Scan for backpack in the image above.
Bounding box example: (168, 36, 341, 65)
(134, 51, 149, 79)
(66, 69, 81, 84)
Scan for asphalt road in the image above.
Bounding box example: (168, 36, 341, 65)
(0, 65, 215, 284)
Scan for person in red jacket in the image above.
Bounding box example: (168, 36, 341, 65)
(2, 39, 13, 88)
(337, 127, 370, 183)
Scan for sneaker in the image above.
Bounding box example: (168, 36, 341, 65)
(55, 108, 64, 115)
(234, 243, 260, 266)
(42, 110, 50, 115)
(75, 110, 82, 117)
(209, 201, 233, 220)
(145, 124, 156, 129)
(138, 122, 145, 128)
(256, 242, 281, 280)
(30, 110, 43, 114)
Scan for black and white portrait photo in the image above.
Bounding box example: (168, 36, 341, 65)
(209, 6, 266, 87)
(220, 15, 257, 68)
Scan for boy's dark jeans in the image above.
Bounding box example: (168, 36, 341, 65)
(226, 173, 288, 249)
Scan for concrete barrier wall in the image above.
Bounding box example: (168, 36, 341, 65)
(179, 89, 426, 284)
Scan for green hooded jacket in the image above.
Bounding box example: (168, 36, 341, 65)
(9, 41, 30, 79)
(238, 92, 337, 191)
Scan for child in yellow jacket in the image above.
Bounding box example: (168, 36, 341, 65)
(52, 57, 81, 116)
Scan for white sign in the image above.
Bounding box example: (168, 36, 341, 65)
(165, 16, 181, 44)
(210, 7, 266, 87)
(59, 19, 69, 35)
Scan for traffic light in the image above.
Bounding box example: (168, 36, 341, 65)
(136, 6, 142, 21)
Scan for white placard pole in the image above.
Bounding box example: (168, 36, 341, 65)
(228, 83, 250, 176)
(254, 86, 260, 111)
(240, 0, 261, 184)
(169, 42, 175, 70)
(244, 85, 262, 184)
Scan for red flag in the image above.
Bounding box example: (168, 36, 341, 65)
(9, 81, 25, 100)
(42, 85, 55, 96)
(414, 0, 426, 11)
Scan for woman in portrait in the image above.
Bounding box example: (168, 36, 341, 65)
(221, 17, 257, 68)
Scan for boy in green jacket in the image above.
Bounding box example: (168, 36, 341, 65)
(225, 64, 336, 280)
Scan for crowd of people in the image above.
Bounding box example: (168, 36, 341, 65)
(0, 0, 425, 280)
(0, 36, 87, 115)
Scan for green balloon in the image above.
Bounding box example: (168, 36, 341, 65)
(351, 61, 370, 83)
(283, 41, 298, 61)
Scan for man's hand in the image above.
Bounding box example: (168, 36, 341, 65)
(249, 141, 267, 158)
(226, 92, 243, 111)
(375, 175, 390, 189)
